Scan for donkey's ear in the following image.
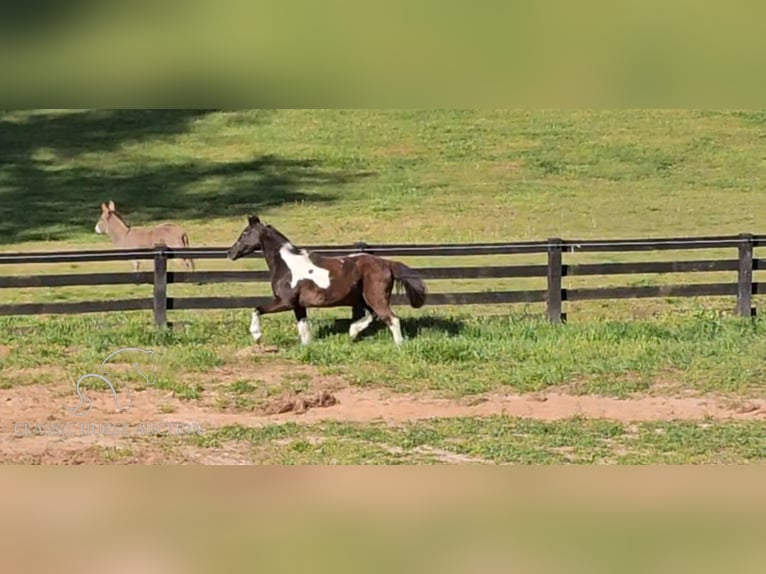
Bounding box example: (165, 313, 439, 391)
(248, 215, 260, 226)
(108, 200, 116, 211)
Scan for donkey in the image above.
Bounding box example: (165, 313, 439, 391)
(95, 201, 195, 272)
(226, 215, 427, 346)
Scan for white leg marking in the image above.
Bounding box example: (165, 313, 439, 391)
(349, 313, 374, 339)
(249, 311, 262, 342)
(389, 317, 404, 345)
(297, 318, 312, 345)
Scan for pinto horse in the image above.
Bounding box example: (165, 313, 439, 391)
(226, 215, 427, 345)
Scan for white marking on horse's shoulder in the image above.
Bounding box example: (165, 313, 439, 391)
(279, 245, 331, 289)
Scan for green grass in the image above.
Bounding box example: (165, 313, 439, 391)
(3, 109, 765, 246)
(2, 109, 766, 323)
(2, 110, 766, 464)
(1, 109, 765, 321)
(2, 309, 765, 399)
(188, 416, 766, 464)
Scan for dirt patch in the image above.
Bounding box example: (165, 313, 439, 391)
(0, 433, 183, 465)
(233, 345, 280, 359)
(195, 361, 345, 415)
(0, 365, 67, 379)
(2, 360, 766, 464)
(177, 440, 253, 465)
(0, 344, 11, 358)
(3, 378, 765, 432)
(263, 390, 339, 415)
(288, 388, 766, 425)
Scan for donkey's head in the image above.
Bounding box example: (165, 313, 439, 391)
(95, 200, 124, 235)
(227, 215, 265, 261)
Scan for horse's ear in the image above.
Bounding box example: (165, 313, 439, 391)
(101, 203, 108, 212)
(108, 200, 116, 212)
(248, 215, 260, 226)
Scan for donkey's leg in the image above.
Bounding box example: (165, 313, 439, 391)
(250, 298, 292, 342)
(293, 306, 311, 345)
(178, 254, 195, 271)
(174, 252, 194, 272)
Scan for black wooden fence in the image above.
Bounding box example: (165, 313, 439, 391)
(0, 234, 763, 326)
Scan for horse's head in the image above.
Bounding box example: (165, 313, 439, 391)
(95, 200, 121, 234)
(227, 215, 264, 261)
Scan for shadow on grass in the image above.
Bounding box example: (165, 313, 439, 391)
(0, 109, 375, 244)
(314, 315, 465, 341)
(0, 1, 97, 39)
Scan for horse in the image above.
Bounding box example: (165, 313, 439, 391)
(95, 200, 195, 272)
(226, 215, 427, 346)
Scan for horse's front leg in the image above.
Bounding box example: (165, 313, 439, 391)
(250, 298, 292, 343)
(293, 305, 311, 345)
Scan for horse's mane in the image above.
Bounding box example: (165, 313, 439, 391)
(263, 224, 296, 251)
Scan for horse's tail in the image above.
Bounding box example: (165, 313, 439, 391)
(390, 261, 427, 309)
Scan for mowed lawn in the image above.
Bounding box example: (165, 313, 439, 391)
(1, 109, 766, 464)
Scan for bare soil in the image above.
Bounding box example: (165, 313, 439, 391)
(1, 361, 763, 464)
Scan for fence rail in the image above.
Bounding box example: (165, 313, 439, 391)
(1, 234, 764, 324)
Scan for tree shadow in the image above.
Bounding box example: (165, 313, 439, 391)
(0, 109, 374, 244)
(315, 315, 466, 341)
(0, 1, 97, 39)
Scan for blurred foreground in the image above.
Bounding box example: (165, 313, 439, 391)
(1, 467, 764, 574)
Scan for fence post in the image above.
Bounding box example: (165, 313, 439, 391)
(737, 233, 754, 317)
(153, 244, 168, 328)
(351, 241, 369, 321)
(547, 237, 564, 323)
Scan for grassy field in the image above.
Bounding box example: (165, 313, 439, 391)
(1, 109, 765, 464)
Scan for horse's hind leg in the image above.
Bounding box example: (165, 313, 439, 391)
(349, 309, 374, 340)
(363, 282, 403, 345)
